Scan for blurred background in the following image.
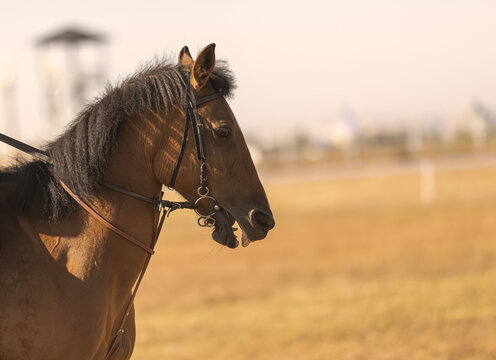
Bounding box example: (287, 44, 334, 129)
(1, 1, 496, 359)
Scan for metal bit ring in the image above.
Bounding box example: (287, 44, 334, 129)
(194, 195, 219, 218)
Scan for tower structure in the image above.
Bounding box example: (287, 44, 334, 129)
(36, 26, 108, 136)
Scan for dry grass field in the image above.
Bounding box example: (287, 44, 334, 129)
(133, 165, 496, 360)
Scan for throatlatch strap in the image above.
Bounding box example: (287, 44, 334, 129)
(101, 181, 197, 211)
(169, 113, 190, 189)
(100, 181, 155, 205)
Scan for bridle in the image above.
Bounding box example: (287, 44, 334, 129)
(169, 70, 224, 226)
(100, 70, 224, 227)
(0, 69, 223, 246)
(0, 69, 226, 358)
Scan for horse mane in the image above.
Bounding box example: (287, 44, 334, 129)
(0, 58, 236, 221)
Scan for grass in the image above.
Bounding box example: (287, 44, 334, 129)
(132, 166, 496, 360)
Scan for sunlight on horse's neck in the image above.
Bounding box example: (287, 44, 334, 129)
(104, 114, 161, 198)
(149, 107, 187, 187)
(39, 112, 169, 303)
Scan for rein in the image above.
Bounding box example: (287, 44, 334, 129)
(0, 70, 224, 358)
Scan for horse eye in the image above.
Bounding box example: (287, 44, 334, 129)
(213, 127, 231, 138)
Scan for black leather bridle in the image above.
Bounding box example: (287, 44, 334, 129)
(95, 70, 224, 226)
(0, 70, 223, 225)
(168, 70, 224, 226)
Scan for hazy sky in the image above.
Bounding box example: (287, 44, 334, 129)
(1, 0, 496, 140)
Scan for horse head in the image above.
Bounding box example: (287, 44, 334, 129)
(152, 44, 275, 248)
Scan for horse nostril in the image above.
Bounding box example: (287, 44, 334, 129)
(252, 210, 275, 230)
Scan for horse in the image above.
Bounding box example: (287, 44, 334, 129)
(0, 44, 275, 359)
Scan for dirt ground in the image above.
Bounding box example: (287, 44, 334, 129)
(132, 165, 496, 360)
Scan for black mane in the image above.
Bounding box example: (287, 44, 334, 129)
(0, 58, 236, 221)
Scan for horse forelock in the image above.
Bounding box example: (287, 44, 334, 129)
(0, 57, 236, 221)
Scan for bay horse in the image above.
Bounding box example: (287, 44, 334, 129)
(0, 44, 274, 359)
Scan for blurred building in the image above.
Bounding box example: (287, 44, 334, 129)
(0, 60, 19, 157)
(36, 26, 109, 138)
(450, 101, 495, 147)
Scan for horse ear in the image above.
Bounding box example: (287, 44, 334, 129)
(178, 46, 194, 69)
(191, 43, 216, 90)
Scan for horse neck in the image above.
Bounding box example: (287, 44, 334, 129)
(39, 113, 164, 297)
(95, 115, 162, 286)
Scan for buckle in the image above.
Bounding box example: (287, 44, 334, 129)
(183, 100, 194, 110)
